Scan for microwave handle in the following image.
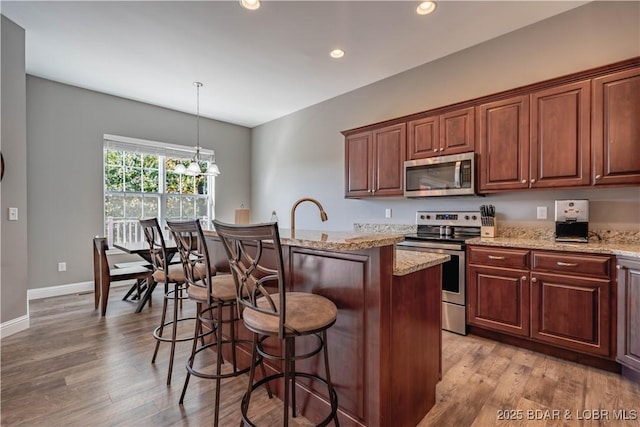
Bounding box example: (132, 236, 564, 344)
(454, 161, 461, 188)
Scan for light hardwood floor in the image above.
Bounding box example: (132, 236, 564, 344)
(1, 287, 638, 427)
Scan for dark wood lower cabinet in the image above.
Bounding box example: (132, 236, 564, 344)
(616, 258, 640, 377)
(467, 245, 617, 364)
(467, 265, 530, 337)
(205, 236, 442, 427)
(530, 272, 611, 357)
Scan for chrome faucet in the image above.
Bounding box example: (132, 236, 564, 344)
(290, 197, 328, 231)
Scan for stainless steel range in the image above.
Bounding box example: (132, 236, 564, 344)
(397, 211, 481, 335)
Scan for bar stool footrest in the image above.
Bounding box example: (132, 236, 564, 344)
(241, 371, 339, 427)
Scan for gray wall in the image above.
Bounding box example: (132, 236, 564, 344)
(1, 16, 28, 324)
(251, 1, 640, 232)
(26, 77, 251, 289)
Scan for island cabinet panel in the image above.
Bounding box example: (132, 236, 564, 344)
(592, 68, 640, 186)
(388, 264, 442, 427)
(477, 95, 530, 192)
(530, 80, 591, 188)
(530, 272, 611, 357)
(204, 236, 442, 427)
(288, 247, 371, 423)
(467, 265, 530, 337)
(617, 258, 640, 373)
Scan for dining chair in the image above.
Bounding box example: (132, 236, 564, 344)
(166, 219, 268, 427)
(213, 220, 340, 427)
(92, 237, 153, 316)
(139, 218, 196, 385)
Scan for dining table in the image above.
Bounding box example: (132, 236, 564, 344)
(113, 240, 178, 313)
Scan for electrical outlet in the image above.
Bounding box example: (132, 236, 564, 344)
(385, 208, 392, 218)
(8, 207, 18, 221)
(58, 262, 67, 272)
(536, 206, 548, 220)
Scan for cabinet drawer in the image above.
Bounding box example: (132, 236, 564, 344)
(468, 246, 529, 268)
(532, 251, 611, 278)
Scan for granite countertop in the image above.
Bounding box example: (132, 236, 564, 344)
(394, 250, 450, 276)
(203, 229, 405, 251)
(466, 236, 640, 258)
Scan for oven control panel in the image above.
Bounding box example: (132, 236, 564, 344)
(416, 211, 481, 227)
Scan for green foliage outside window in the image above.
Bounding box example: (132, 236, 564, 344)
(104, 147, 213, 243)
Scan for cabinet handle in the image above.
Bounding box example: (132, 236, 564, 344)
(595, 174, 602, 180)
(521, 179, 527, 184)
(439, 147, 444, 152)
(617, 264, 622, 270)
(488, 255, 505, 260)
(433, 149, 438, 152)
(530, 179, 536, 184)
(521, 276, 527, 281)
(556, 261, 578, 267)
(531, 277, 537, 283)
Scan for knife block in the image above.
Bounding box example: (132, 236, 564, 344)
(481, 217, 497, 238)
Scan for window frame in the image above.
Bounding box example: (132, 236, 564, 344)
(103, 134, 216, 246)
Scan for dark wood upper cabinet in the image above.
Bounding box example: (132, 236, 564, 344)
(373, 123, 406, 196)
(344, 124, 405, 198)
(477, 95, 530, 192)
(440, 106, 475, 155)
(407, 107, 474, 160)
(592, 68, 640, 186)
(530, 80, 591, 188)
(407, 114, 439, 159)
(345, 131, 373, 197)
(344, 58, 639, 196)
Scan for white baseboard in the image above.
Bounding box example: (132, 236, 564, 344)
(0, 314, 30, 339)
(27, 280, 134, 301)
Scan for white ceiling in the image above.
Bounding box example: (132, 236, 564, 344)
(2, 1, 587, 128)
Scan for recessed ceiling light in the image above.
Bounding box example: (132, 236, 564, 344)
(330, 49, 345, 59)
(240, 0, 260, 11)
(416, 1, 437, 16)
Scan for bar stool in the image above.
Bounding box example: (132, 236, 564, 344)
(139, 218, 195, 385)
(214, 220, 340, 427)
(167, 219, 269, 427)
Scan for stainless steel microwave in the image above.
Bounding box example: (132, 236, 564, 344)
(404, 152, 477, 197)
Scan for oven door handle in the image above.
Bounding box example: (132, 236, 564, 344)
(454, 161, 462, 188)
(397, 240, 464, 251)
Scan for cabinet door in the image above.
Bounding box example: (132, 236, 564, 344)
(440, 107, 475, 155)
(477, 95, 530, 192)
(530, 272, 611, 356)
(407, 115, 439, 160)
(372, 123, 406, 196)
(617, 258, 640, 370)
(467, 265, 530, 337)
(345, 131, 373, 197)
(592, 68, 640, 186)
(530, 80, 591, 188)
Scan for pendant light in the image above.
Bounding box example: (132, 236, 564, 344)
(177, 82, 221, 176)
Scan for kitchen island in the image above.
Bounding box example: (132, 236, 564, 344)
(203, 229, 449, 427)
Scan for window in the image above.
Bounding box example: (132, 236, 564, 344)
(103, 135, 215, 245)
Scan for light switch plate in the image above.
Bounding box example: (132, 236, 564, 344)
(8, 207, 18, 221)
(385, 208, 392, 218)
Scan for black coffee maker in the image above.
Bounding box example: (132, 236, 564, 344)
(555, 199, 589, 243)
